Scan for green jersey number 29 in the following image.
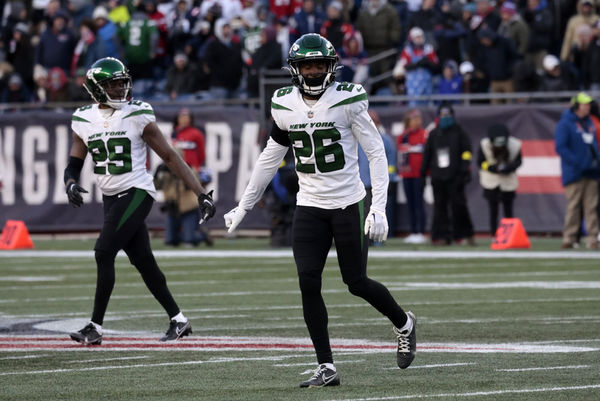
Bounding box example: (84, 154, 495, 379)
(88, 137, 133, 175)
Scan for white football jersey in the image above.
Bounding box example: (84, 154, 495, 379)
(71, 101, 157, 198)
(270, 82, 388, 210)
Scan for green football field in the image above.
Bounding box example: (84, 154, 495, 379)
(1, 236, 599, 401)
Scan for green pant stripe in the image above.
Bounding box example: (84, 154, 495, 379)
(358, 199, 365, 250)
(117, 189, 147, 231)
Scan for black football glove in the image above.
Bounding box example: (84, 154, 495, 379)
(487, 164, 498, 173)
(198, 190, 216, 224)
(66, 182, 88, 208)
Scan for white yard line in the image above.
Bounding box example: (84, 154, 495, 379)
(497, 365, 590, 372)
(383, 363, 476, 370)
(2, 281, 600, 304)
(67, 356, 149, 363)
(4, 250, 600, 259)
(272, 359, 365, 367)
(0, 354, 49, 360)
(325, 384, 600, 401)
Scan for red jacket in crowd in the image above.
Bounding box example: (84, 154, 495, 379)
(173, 126, 206, 171)
(397, 128, 427, 178)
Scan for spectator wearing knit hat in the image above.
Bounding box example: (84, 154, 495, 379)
(93, 6, 122, 59)
(437, 59, 462, 100)
(497, 1, 529, 57)
(337, 30, 369, 84)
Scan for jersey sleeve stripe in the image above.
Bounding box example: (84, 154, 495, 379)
(72, 115, 91, 123)
(328, 93, 368, 109)
(271, 101, 293, 111)
(123, 109, 155, 119)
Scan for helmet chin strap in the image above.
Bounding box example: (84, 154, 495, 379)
(300, 73, 331, 96)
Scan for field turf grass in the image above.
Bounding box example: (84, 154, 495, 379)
(0, 236, 599, 401)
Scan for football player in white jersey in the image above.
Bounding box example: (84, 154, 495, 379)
(64, 57, 216, 345)
(224, 34, 417, 387)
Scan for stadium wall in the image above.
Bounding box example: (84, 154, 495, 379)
(0, 104, 567, 234)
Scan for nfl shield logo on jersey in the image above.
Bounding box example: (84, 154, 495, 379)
(307, 110, 314, 119)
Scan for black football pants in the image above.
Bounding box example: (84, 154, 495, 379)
(292, 201, 408, 364)
(91, 188, 180, 325)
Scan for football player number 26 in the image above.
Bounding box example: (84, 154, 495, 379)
(289, 128, 345, 173)
(88, 138, 132, 174)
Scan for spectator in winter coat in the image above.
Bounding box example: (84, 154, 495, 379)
(268, 0, 302, 21)
(288, 0, 327, 42)
(247, 26, 282, 97)
(560, 0, 598, 61)
(320, 1, 354, 50)
(477, 123, 522, 236)
(522, 0, 553, 71)
(538, 54, 577, 92)
(35, 9, 77, 74)
(6, 23, 35, 91)
(397, 108, 427, 244)
(476, 27, 519, 104)
(497, 1, 529, 57)
(407, 0, 440, 47)
(355, 0, 401, 93)
(438, 59, 462, 100)
(1, 73, 31, 103)
(566, 24, 594, 87)
(337, 30, 369, 84)
(396, 27, 439, 105)
(554, 92, 600, 249)
(165, 52, 200, 100)
(71, 19, 107, 76)
(584, 21, 600, 91)
(475, 0, 501, 31)
(432, 1, 467, 66)
(203, 18, 244, 98)
(93, 6, 121, 59)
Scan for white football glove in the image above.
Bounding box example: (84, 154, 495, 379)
(224, 206, 248, 233)
(364, 208, 389, 243)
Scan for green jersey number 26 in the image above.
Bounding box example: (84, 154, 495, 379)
(289, 128, 345, 174)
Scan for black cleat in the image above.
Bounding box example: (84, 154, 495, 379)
(160, 319, 192, 342)
(70, 323, 102, 345)
(394, 311, 417, 369)
(300, 364, 340, 388)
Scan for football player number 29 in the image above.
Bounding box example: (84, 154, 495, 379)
(88, 138, 132, 174)
(289, 128, 345, 173)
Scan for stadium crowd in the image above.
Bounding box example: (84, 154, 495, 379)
(0, 0, 597, 103)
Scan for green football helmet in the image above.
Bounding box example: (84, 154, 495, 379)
(83, 57, 132, 109)
(286, 33, 339, 96)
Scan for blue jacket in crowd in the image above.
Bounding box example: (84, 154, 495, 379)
(554, 108, 600, 186)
